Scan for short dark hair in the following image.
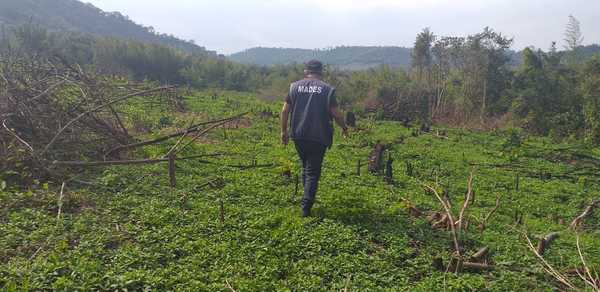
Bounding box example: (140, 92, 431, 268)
(304, 59, 323, 74)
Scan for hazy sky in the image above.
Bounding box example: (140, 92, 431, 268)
(85, 0, 600, 55)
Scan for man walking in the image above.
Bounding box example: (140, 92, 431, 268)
(280, 60, 347, 217)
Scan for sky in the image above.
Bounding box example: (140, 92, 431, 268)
(85, 0, 600, 55)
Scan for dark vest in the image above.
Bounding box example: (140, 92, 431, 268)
(288, 78, 335, 147)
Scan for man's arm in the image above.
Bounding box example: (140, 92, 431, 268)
(280, 102, 291, 145)
(329, 105, 348, 137)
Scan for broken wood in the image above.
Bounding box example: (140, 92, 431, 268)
(368, 143, 386, 174)
(448, 258, 494, 273)
(462, 262, 494, 272)
(427, 212, 443, 224)
(51, 153, 226, 167)
(424, 184, 461, 257)
(105, 112, 248, 156)
(432, 214, 449, 229)
(470, 246, 490, 262)
(478, 195, 501, 231)
(537, 232, 560, 256)
(41, 86, 175, 156)
(569, 200, 598, 230)
(457, 170, 475, 237)
(56, 182, 66, 221)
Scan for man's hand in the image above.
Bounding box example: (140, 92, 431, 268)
(281, 131, 289, 146)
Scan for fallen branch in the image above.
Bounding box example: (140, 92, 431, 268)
(225, 279, 236, 292)
(457, 170, 475, 239)
(470, 246, 490, 262)
(569, 200, 598, 230)
(424, 184, 461, 258)
(41, 86, 175, 156)
(462, 262, 494, 272)
(576, 234, 600, 290)
(50, 153, 227, 167)
(478, 195, 501, 231)
(175, 118, 235, 154)
(56, 182, 66, 221)
(524, 233, 576, 290)
(26, 80, 66, 102)
(105, 112, 248, 156)
(2, 119, 34, 153)
(537, 232, 560, 256)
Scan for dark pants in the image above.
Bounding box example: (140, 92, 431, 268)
(294, 139, 327, 211)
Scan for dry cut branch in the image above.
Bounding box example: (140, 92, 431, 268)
(569, 200, 598, 230)
(40, 86, 175, 156)
(536, 232, 560, 256)
(105, 112, 248, 156)
(478, 195, 501, 231)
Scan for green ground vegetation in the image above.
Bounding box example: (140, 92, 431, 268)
(1, 91, 599, 290)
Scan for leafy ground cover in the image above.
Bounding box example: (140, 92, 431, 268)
(1, 91, 600, 291)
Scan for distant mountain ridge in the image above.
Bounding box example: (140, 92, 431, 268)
(230, 45, 600, 70)
(0, 0, 216, 56)
(229, 46, 413, 70)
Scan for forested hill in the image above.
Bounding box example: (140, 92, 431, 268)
(0, 0, 215, 56)
(229, 46, 413, 70)
(231, 45, 600, 70)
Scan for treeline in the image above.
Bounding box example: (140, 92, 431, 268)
(322, 22, 600, 145)
(0, 24, 280, 91)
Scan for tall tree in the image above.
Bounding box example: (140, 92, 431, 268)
(564, 15, 584, 51)
(564, 15, 584, 64)
(411, 28, 435, 83)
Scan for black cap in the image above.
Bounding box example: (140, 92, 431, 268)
(304, 59, 323, 73)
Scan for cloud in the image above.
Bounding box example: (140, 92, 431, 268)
(86, 0, 600, 54)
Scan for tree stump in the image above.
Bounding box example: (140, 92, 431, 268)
(385, 154, 393, 183)
(368, 143, 386, 174)
(346, 111, 356, 127)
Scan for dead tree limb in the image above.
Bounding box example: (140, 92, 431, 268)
(470, 246, 490, 262)
(41, 86, 175, 156)
(2, 119, 34, 152)
(51, 153, 225, 167)
(175, 118, 235, 154)
(478, 195, 501, 231)
(576, 234, 600, 290)
(108, 104, 130, 140)
(424, 184, 461, 257)
(56, 182, 66, 221)
(105, 112, 248, 156)
(569, 200, 598, 230)
(536, 232, 560, 256)
(164, 118, 198, 158)
(457, 170, 475, 238)
(461, 262, 494, 272)
(524, 233, 576, 290)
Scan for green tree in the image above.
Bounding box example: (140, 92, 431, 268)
(582, 55, 600, 144)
